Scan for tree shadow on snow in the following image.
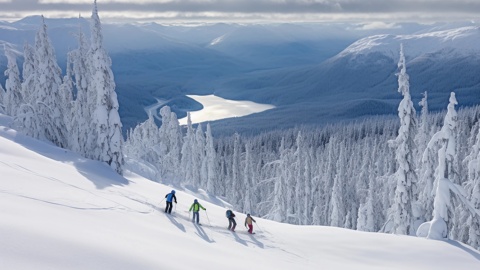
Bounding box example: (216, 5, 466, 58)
(445, 239, 480, 261)
(182, 185, 232, 208)
(7, 130, 128, 189)
(194, 223, 214, 243)
(166, 214, 186, 233)
(75, 159, 129, 189)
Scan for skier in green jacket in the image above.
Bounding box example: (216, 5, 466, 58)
(189, 199, 206, 225)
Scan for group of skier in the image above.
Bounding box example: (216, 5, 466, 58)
(163, 190, 257, 234)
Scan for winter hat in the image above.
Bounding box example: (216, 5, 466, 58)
(171, 190, 176, 194)
(247, 213, 251, 217)
(194, 199, 198, 203)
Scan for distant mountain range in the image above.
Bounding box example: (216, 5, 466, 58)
(1, 17, 479, 135)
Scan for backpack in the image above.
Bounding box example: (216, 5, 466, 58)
(226, 210, 234, 218)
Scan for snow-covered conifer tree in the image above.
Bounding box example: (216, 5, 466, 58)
(21, 43, 36, 103)
(31, 16, 68, 147)
(303, 147, 314, 225)
(417, 93, 480, 240)
(158, 106, 171, 175)
(230, 133, 243, 207)
(86, 2, 124, 174)
(191, 124, 205, 189)
(323, 136, 339, 225)
(417, 91, 434, 221)
(167, 111, 183, 178)
(0, 83, 5, 113)
(59, 55, 74, 148)
(387, 44, 418, 235)
(243, 142, 253, 214)
(69, 29, 90, 154)
(156, 106, 183, 180)
(181, 112, 195, 183)
(294, 131, 307, 225)
(417, 91, 429, 158)
(357, 176, 376, 232)
(17, 46, 39, 138)
(123, 113, 161, 179)
(268, 138, 289, 222)
(205, 123, 218, 194)
(4, 45, 22, 117)
(357, 139, 377, 232)
(463, 108, 480, 247)
(15, 43, 37, 136)
(330, 142, 347, 227)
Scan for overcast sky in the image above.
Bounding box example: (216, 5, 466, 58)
(0, 0, 479, 23)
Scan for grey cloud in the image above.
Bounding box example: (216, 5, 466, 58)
(2, 0, 480, 19)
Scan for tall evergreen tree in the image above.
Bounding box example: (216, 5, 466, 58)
(21, 43, 36, 103)
(4, 45, 22, 117)
(323, 136, 339, 225)
(167, 111, 183, 179)
(330, 142, 347, 227)
(417, 91, 434, 221)
(463, 106, 480, 247)
(0, 83, 5, 113)
(387, 44, 418, 235)
(86, 2, 124, 174)
(294, 131, 307, 224)
(268, 138, 288, 222)
(243, 142, 254, 214)
(16, 43, 37, 137)
(230, 133, 243, 207)
(59, 54, 74, 148)
(418, 93, 459, 239)
(192, 124, 205, 189)
(32, 16, 67, 147)
(181, 112, 195, 184)
(69, 29, 90, 154)
(205, 123, 217, 194)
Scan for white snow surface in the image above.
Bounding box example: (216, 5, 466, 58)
(1, 113, 479, 270)
(338, 26, 480, 60)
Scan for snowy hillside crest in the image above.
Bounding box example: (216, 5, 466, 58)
(338, 26, 480, 61)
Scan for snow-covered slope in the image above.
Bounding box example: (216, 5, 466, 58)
(1, 113, 480, 270)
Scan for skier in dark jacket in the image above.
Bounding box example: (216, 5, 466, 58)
(226, 209, 237, 231)
(165, 190, 177, 214)
(189, 199, 206, 224)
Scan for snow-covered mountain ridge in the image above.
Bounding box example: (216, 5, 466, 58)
(1, 113, 480, 269)
(338, 26, 480, 60)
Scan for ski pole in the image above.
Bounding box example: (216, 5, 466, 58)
(205, 210, 211, 226)
(158, 198, 166, 211)
(256, 222, 263, 232)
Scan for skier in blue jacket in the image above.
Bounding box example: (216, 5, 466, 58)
(165, 190, 177, 214)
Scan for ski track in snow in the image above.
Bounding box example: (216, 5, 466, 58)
(0, 159, 153, 214)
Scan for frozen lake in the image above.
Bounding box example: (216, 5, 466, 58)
(178, 95, 275, 125)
